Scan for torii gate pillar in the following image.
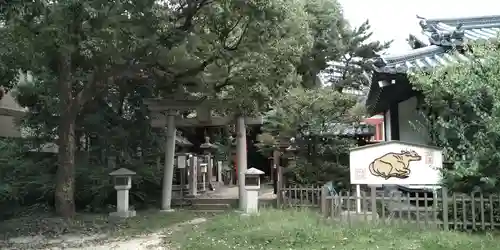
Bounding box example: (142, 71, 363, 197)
(162, 112, 176, 212)
(236, 116, 247, 210)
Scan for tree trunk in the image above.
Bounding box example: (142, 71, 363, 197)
(55, 51, 76, 218)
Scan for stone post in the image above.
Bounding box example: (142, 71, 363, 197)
(188, 155, 198, 197)
(200, 163, 207, 192)
(217, 160, 223, 184)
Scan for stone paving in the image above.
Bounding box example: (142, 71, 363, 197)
(200, 183, 276, 199)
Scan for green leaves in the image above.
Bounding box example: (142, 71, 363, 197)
(259, 87, 359, 185)
(263, 87, 357, 137)
(411, 42, 500, 193)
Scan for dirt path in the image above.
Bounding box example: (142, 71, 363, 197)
(4, 218, 207, 250)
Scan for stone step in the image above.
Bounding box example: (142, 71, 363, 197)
(190, 198, 238, 205)
(191, 203, 232, 211)
(189, 210, 229, 213)
(172, 198, 276, 209)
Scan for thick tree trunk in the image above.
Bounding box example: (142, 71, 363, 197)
(55, 51, 76, 218)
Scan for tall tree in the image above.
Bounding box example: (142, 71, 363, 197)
(296, 0, 346, 88)
(0, 0, 316, 217)
(0, 0, 215, 217)
(328, 20, 391, 92)
(292, 0, 391, 90)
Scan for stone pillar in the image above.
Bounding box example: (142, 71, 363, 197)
(161, 113, 176, 212)
(116, 187, 129, 213)
(200, 163, 207, 192)
(207, 154, 213, 186)
(236, 116, 248, 210)
(217, 160, 223, 184)
(188, 156, 198, 196)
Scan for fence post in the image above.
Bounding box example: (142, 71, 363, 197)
(370, 186, 377, 221)
(276, 164, 282, 208)
(321, 184, 328, 217)
(442, 187, 449, 230)
(276, 184, 281, 208)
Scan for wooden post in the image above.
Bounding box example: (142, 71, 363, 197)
(321, 184, 328, 217)
(370, 186, 377, 221)
(355, 184, 362, 213)
(442, 187, 449, 230)
(272, 150, 280, 195)
(277, 166, 283, 208)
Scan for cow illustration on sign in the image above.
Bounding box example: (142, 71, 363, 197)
(368, 150, 422, 179)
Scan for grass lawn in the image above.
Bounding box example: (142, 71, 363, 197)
(174, 209, 499, 250)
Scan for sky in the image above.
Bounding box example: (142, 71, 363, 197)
(338, 0, 500, 54)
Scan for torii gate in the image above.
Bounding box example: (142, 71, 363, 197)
(144, 96, 263, 211)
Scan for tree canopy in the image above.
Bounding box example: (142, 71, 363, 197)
(411, 42, 500, 193)
(258, 87, 364, 185)
(0, 0, 386, 218)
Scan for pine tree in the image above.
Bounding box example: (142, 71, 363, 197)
(327, 20, 392, 92)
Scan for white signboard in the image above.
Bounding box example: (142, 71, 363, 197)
(349, 141, 443, 185)
(177, 155, 186, 169)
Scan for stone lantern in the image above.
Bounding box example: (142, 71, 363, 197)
(243, 168, 265, 215)
(109, 168, 136, 218)
(275, 135, 292, 190)
(200, 136, 218, 190)
(284, 137, 298, 168)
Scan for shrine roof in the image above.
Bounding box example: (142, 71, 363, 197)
(373, 15, 500, 74)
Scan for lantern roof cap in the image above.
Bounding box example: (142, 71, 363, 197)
(109, 168, 136, 176)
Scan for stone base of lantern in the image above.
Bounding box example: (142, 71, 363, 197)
(109, 210, 136, 218)
(240, 211, 260, 217)
(160, 209, 175, 213)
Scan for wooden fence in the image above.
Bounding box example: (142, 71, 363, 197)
(279, 185, 500, 230)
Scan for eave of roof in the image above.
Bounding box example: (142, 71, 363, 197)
(373, 15, 500, 74)
(0, 107, 26, 117)
(421, 15, 500, 42)
(365, 14, 500, 115)
(373, 45, 470, 74)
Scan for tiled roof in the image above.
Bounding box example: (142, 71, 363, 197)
(175, 133, 193, 146)
(373, 45, 469, 73)
(420, 15, 500, 43)
(373, 15, 500, 73)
